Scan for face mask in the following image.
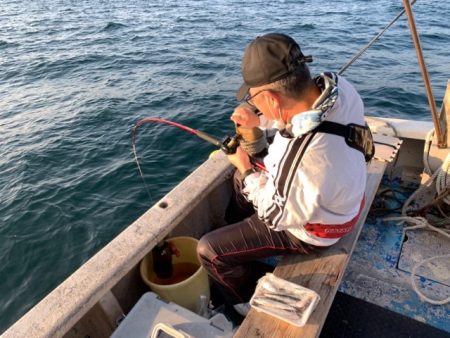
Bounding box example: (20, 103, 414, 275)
(270, 106, 287, 130)
(277, 115, 287, 130)
(287, 109, 323, 137)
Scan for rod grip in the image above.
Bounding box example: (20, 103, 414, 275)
(196, 131, 222, 147)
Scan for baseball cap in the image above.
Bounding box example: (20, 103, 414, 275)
(236, 33, 312, 101)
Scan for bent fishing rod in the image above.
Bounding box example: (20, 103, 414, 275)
(132, 118, 266, 199)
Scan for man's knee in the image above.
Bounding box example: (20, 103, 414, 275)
(197, 233, 216, 265)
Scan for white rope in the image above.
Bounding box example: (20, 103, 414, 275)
(401, 169, 439, 215)
(421, 128, 450, 206)
(423, 128, 434, 176)
(411, 254, 450, 305)
(403, 145, 450, 215)
(384, 148, 450, 305)
(436, 151, 450, 205)
(385, 216, 450, 305)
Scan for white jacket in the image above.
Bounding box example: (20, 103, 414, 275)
(243, 73, 367, 246)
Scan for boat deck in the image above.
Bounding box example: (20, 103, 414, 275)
(338, 176, 450, 334)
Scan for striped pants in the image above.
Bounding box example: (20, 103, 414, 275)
(197, 171, 319, 304)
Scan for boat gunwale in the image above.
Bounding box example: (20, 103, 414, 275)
(2, 153, 233, 338)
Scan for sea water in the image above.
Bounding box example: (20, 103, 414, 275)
(1, 0, 449, 332)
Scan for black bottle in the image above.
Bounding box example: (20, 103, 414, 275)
(152, 241, 173, 279)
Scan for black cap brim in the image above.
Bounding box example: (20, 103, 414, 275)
(236, 83, 250, 101)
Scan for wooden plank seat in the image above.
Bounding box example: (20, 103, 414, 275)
(234, 160, 387, 338)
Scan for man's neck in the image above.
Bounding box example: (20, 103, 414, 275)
(283, 84, 321, 122)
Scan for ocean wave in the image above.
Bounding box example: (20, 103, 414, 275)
(19, 53, 118, 82)
(101, 22, 127, 32)
(0, 40, 18, 49)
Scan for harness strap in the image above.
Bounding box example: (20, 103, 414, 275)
(304, 196, 365, 238)
(315, 121, 375, 162)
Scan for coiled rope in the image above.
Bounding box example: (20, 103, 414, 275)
(386, 140, 450, 305)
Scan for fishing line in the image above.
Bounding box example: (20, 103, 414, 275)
(132, 117, 266, 199)
(338, 0, 417, 75)
(131, 118, 214, 202)
(131, 121, 154, 202)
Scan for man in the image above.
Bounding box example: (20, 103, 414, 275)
(197, 33, 367, 315)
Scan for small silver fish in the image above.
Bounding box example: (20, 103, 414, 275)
(261, 291, 303, 303)
(252, 299, 303, 320)
(252, 298, 292, 311)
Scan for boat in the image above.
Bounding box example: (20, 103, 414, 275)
(3, 2, 449, 338)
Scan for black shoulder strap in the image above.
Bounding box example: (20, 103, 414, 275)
(315, 121, 348, 138)
(315, 121, 375, 162)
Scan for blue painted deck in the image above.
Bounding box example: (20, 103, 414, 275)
(340, 176, 450, 333)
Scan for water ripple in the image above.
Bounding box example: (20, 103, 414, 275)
(101, 22, 128, 32)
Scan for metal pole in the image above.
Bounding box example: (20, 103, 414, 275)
(402, 0, 446, 148)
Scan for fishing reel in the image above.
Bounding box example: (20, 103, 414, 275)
(220, 134, 240, 154)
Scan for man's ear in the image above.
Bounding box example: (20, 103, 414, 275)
(265, 90, 281, 110)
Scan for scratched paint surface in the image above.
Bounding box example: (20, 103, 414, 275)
(340, 177, 450, 333)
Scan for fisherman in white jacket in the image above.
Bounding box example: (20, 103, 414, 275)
(198, 33, 370, 317)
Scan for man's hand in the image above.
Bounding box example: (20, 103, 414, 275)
(231, 103, 260, 128)
(227, 146, 252, 174)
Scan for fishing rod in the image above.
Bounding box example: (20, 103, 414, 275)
(338, 0, 417, 75)
(132, 117, 266, 199)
